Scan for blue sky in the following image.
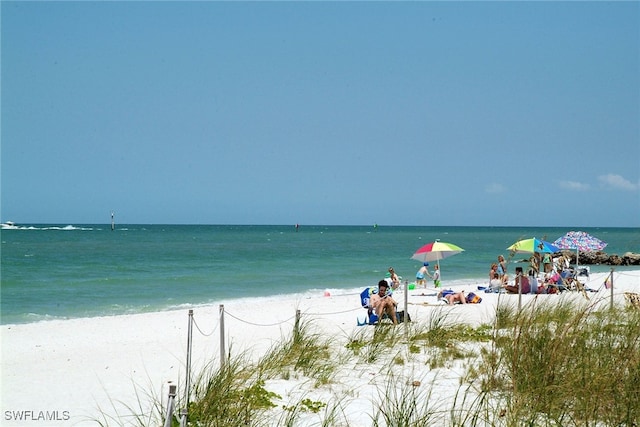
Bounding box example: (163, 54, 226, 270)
(2, 1, 638, 227)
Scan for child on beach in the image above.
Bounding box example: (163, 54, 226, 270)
(433, 265, 441, 288)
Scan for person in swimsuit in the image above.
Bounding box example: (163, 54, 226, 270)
(497, 255, 507, 282)
(416, 262, 431, 287)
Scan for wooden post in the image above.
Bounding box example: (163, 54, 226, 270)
(294, 309, 301, 343)
(183, 310, 193, 424)
(179, 409, 187, 427)
(403, 281, 408, 324)
(610, 267, 614, 310)
(219, 304, 226, 367)
(517, 273, 522, 310)
(163, 384, 177, 427)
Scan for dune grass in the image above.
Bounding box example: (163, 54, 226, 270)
(256, 319, 341, 387)
(111, 298, 639, 426)
(185, 355, 280, 426)
(473, 298, 640, 426)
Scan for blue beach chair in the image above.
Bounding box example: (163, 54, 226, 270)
(359, 287, 379, 325)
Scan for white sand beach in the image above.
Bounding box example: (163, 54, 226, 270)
(2, 270, 638, 426)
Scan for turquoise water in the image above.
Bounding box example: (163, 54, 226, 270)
(1, 225, 638, 324)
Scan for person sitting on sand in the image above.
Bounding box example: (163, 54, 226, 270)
(437, 289, 466, 305)
(489, 263, 498, 284)
(416, 262, 431, 287)
(505, 266, 530, 294)
(387, 267, 400, 290)
(488, 272, 503, 292)
(369, 280, 398, 325)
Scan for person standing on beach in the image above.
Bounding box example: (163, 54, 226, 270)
(497, 255, 507, 282)
(416, 262, 432, 287)
(530, 254, 540, 276)
(432, 265, 441, 288)
(542, 253, 552, 273)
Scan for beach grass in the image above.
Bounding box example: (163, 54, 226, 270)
(468, 296, 640, 426)
(112, 297, 639, 426)
(185, 355, 280, 426)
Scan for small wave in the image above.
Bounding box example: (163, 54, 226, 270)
(2, 225, 95, 231)
(22, 312, 66, 323)
(44, 225, 94, 231)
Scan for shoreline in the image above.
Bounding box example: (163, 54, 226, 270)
(4, 265, 639, 327)
(1, 270, 638, 426)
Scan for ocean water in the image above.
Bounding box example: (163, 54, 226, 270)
(1, 224, 638, 325)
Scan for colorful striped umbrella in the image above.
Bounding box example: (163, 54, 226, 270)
(507, 238, 560, 254)
(411, 241, 465, 262)
(411, 241, 464, 282)
(553, 231, 607, 265)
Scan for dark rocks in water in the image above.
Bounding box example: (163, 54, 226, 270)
(558, 250, 640, 266)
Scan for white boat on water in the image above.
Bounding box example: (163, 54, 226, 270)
(1, 221, 18, 229)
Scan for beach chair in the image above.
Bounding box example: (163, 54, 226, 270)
(560, 270, 577, 291)
(360, 287, 380, 325)
(576, 266, 590, 278)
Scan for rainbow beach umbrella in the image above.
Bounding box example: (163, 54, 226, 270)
(411, 240, 465, 280)
(507, 237, 560, 254)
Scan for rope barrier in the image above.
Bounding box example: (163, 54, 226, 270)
(224, 310, 297, 327)
(615, 270, 640, 278)
(192, 316, 218, 337)
(302, 306, 363, 317)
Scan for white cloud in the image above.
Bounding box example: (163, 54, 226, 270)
(559, 180, 590, 191)
(598, 174, 638, 191)
(485, 183, 506, 193)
